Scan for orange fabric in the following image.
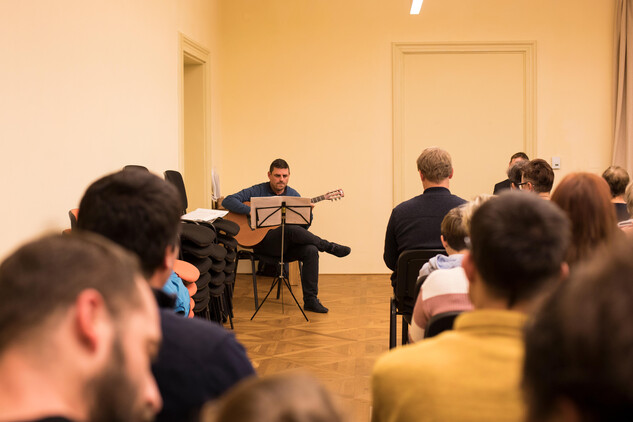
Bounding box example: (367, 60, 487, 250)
(188, 298, 195, 318)
(185, 281, 197, 297)
(173, 259, 200, 283)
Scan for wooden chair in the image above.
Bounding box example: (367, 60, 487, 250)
(389, 249, 446, 349)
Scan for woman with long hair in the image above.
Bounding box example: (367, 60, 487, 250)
(551, 172, 620, 266)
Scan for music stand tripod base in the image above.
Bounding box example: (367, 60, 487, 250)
(249, 198, 311, 322)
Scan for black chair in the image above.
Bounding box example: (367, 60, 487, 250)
(424, 310, 462, 338)
(389, 249, 446, 349)
(123, 165, 149, 172)
(164, 170, 190, 214)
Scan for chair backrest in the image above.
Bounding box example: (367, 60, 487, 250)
(164, 170, 188, 214)
(123, 164, 149, 172)
(68, 208, 79, 230)
(395, 249, 446, 304)
(424, 310, 462, 338)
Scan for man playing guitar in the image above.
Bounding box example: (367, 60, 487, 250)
(222, 158, 350, 313)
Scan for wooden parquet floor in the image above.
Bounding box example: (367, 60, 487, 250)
(230, 273, 392, 422)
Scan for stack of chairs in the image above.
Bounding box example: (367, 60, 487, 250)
(179, 223, 227, 321)
(164, 169, 239, 327)
(213, 219, 241, 325)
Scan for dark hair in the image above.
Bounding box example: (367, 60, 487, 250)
(269, 159, 289, 173)
(441, 207, 467, 251)
(0, 233, 142, 353)
(469, 191, 570, 307)
(77, 169, 182, 278)
(510, 152, 529, 162)
(551, 173, 619, 266)
(602, 166, 630, 198)
(204, 372, 344, 422)
(523, 237, 633, 422)
(507, 160, 528, 187)
(522, 159, 555, 193)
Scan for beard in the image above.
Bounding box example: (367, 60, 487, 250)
(86, 338, 155, 422)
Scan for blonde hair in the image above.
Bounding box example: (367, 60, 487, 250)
(461, 194, 495, 235)
(202, 372, 345, 422)
(624, 182, 633, 219)
(416, 147, 453, 183)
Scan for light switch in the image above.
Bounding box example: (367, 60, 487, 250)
(551, 156, 561, 170)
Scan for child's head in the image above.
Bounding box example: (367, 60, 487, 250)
(441, 207, 467, 253)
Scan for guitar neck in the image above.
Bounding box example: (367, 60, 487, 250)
(310, 195, 326, 204)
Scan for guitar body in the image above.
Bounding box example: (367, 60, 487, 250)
(223, 202, 275, 247)
(223, 190, 344, 248)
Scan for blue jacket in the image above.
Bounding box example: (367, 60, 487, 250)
(222, 182, 301, 215)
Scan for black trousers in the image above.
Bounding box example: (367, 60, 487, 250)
(253, 225, 325, 301)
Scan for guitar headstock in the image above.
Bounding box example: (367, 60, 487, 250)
(324, 189, 344, 201)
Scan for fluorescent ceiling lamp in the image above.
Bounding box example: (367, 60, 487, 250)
(410, 0, 423, 14)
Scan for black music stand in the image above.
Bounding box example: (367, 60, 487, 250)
(250, 196, 312, 321)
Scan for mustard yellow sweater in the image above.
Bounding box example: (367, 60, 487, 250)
(371, 310, 527, 422)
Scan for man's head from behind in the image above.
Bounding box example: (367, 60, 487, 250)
(0, 233, 161, 421)
(521, 159, 555, 194)
(509, 152, 529, 167)
(417, 147, 453, 184)
(463, 191, 570, 309)
(602, 165, 630, 199)
(523, 237, 633, 422)
(77, 169, 182, 284)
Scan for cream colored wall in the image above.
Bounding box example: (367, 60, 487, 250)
(0, 0, 219, 260)
(0, 1, 617, 272)
(216, 0, 616, 274)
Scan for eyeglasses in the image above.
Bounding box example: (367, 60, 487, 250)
(517, 182, 529, 189)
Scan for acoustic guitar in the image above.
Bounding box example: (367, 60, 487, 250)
(223, 189, 344, 247)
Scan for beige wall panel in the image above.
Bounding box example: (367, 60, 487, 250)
(0, 1, 218, 259)
(0, 0, 617, 272)
(397, 46, 532, 202)
(217, 0, 615, 274)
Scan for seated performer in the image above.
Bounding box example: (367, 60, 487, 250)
(222, 158, 351, 313)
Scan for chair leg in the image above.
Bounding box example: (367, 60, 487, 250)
(250, 256, 258, 309)
(389, 298, 397, 349)
(402, 317, 409, 345)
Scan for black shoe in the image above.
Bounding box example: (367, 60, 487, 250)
(304, 298, 329, 313)
(327, 243, 351, 258)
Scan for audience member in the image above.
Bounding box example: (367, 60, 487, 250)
(0, 233, 162, 422)
(619, 182, 633, 232)
(551, 172, 620, 267)
(520, 158, 555, 199)
(507, 159, 528, 190)
(602, 165, 630, 222)
(202, 372, 345, 422)
(523, 236, 633, 422)
(384, 147, 466, 287)
(372, 191, 570, 422)
(77, 169, 255, 422)
(409, 195, 494, 342)
(416, 207, 467, 281)
(493, 152, 529, 194)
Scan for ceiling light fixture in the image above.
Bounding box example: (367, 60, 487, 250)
(410, 0, 423, 14)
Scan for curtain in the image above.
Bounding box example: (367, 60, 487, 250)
(614, 0, 633, 171)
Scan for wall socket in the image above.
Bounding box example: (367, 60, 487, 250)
(551, 156, 561, 170)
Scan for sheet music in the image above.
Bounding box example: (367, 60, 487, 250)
(211, 168, 221, 200)
(250, 196, 312, 229)
(181, 208, 228, 223)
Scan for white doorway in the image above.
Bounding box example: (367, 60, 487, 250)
(180, 34, 210, 210)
